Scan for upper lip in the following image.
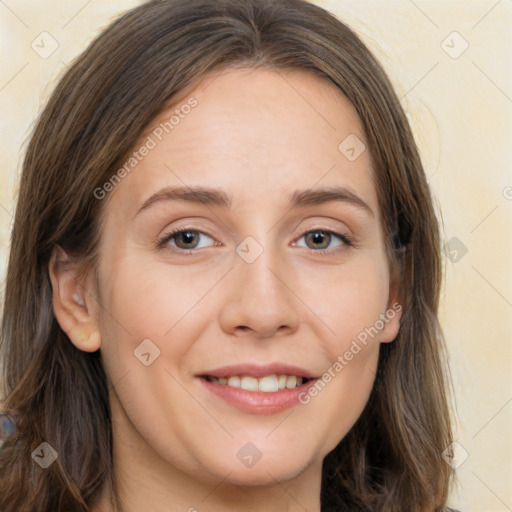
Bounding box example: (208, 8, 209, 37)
(199, 363, 318, 380)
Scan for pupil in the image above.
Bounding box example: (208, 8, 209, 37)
(308, 231, 329, 249)
(178, 231, 197, 248)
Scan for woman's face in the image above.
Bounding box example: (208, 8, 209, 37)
(90, 67, 401, 487)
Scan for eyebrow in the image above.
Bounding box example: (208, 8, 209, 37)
(134, 185, 374, 218)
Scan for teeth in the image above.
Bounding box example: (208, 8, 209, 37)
(286, 375, 297, 389)
(227, 376, 240, 387)
(240, 376, 259, 391)
(209, 374, 306, 392)
(259, 375, 279, 392)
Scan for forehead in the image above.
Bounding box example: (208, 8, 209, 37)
(106, 67, 379, 219)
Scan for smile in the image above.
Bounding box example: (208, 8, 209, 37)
(203, 374, 308, 392)
(198, 363, 318, 415)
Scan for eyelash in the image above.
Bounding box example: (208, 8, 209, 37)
(156, 227, 354, 256)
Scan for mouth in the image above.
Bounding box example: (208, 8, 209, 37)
(201, 374, 311, 392)
(197, 363, 318, 415)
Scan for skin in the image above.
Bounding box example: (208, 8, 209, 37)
(49, 67, 402, 512)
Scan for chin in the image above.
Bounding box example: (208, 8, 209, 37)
(199, 450, 316, 487)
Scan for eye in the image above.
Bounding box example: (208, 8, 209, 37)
(157, 227, 353, 255)
(294, 229, 353, 253)
(157, 228, 216, 251)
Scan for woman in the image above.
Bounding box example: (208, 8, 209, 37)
(0, 0, 457, 510)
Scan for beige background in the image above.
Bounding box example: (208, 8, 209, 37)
(1, 1, 511, 510)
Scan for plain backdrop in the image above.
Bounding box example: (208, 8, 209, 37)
(0, 1, 511, 510)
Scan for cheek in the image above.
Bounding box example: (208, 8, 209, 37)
(298, 254, 390, 351)
(294, 255, 389, 440)
(293, 261, 388, 448)
(96, 248, 225, 377)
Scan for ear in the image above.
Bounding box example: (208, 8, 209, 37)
(379, 266, 403, 343)
(48, 245, 101, 352)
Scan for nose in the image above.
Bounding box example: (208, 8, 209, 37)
(217, 245, 300, 339)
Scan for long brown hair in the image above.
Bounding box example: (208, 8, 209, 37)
(0, 0, 455, 510)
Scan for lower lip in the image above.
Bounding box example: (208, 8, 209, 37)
(199, 377, 317, 415)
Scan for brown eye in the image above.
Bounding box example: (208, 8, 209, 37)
(295, 229, 351, 252)
(304, 230, 332, 250)
(173, 230, 200, 249)
(158, 229, 216, 251)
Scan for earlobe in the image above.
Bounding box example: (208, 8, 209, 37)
(48, 245, 101, 353)
(379, 269, 403, 343)
(379, 300, 403, 343)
